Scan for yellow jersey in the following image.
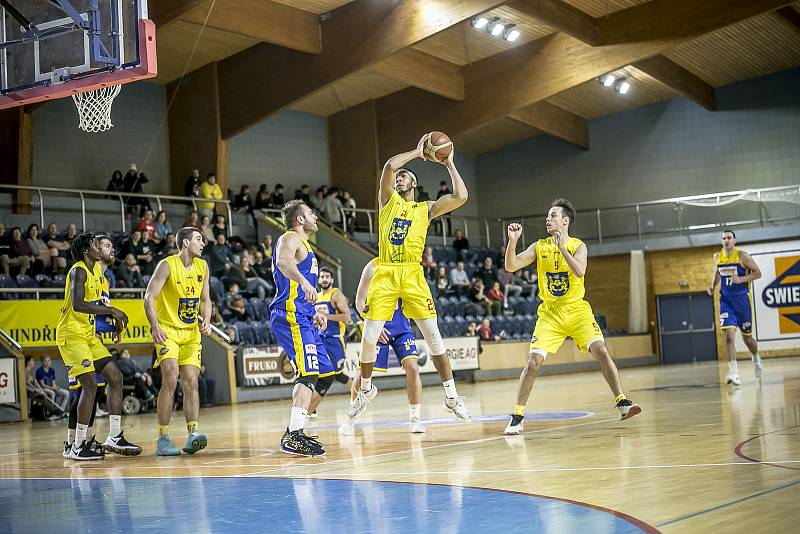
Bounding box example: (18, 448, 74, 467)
(378, 191, 430, 264)
(156, 254, 207, 330)
(535, 236, 586, 306)
(56, 261, 105, 343)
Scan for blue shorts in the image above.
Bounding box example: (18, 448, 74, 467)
(375, 332, 418, 372)
(719, 293, 753, 335)
(270, 309, 335, 377)
(321, 336, 346, 375)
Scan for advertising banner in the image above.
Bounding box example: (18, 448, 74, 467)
(0, 358, 16, 404)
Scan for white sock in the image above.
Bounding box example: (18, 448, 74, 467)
(443, 379, 458, 399)
(289, 407, 307, 432)
(75, 423, 88, 448)
(409, 404, 421, 420)
(753, 352, 762, 364)
(87, 426, 93, 440)
(361, 377, 372, 392)
(67, 428, 75, 445)
(728, 360, 739, 375)
(109, 415, 121, 437)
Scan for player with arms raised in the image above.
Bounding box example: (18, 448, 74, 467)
(503, 199, 641, 435)
(348, 133, 471, 422)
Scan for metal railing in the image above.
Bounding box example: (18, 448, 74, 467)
(0, 287, 144, 299)
(0, 184, 233, 236)
(338, 185, 800, 249)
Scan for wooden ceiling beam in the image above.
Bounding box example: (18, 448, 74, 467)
(217, 0, 505, 139)
(633, 55, 716, 110)
(508, 0, 599, 45)
(375, 0, 791, 155)
(150, 0, 208, 29)
(509, 101, 589, 149)
(370, 49, 465, 101)
(776, 6, 800, 33)
(180, 0, 321, 54)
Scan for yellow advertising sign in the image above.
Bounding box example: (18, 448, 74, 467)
(0, 300, 152, 347)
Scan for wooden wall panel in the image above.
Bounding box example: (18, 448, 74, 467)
(328, 101, 381, 210)
(585, 253, 631, 331)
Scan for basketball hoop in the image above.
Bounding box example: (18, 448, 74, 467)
(72, 85, 122, 133)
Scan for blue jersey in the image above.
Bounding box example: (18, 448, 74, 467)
(269, 232, 318, 318)
(316, 288, 344, 338)
(717, 248, 750, 298)
(94, 290, 116, 334)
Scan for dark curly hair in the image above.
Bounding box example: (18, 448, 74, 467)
(70, 232, 96, 262)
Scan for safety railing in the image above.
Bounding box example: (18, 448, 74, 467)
(338, 184, 800, 249)
(0, 287, 144, 300)
(0, 184, 233, 237)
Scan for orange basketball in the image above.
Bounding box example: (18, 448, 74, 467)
(424, 131, 453, 162)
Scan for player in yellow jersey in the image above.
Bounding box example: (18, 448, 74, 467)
(56, 233, 141, 460)
(348, 134, 471, 422)
(503, 199, 642, 435)
(144, 227, 212, 456)
(707, 230, 762, 385)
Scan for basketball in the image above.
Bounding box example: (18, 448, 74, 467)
(423, 131, 453, 162)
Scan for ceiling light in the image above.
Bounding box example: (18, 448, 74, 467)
(471, 17, 489, 29)
(485, 18, 504, 36)
(600, 74, 616, 87)
(615, 79, 631, 95)
(490, 22, 505, 36)
(502, 25, 520, 42)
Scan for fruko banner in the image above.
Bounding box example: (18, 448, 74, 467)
(747, 240, 800, 350)
(238, 345, 296, 387)
(0, 300, 152, 348)
(343, 336, 480, 378)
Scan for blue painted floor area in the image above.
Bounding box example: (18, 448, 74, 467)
(0, 477, 649, 533)
(307, 411, 594, 431)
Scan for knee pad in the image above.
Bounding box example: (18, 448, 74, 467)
(415, 317, 445, 355)
(314, 374, 335, 397)
(334, 373, 350, 385)
(295, 374, 318, 392)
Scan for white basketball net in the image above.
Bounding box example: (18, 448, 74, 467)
(72, 85, 122, 133)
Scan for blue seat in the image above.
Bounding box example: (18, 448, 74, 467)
(0, 274, 19, 300)
(234, 321, 256, 345)
(249, 297, 269, 322)
(249, 321, 271, 345)
(209, 276, 225, 305)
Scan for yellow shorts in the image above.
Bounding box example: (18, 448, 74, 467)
(154, 325, 202, 369)
(365, 263, 436, 322)
(530, 299, 604, 356)
(57, 335, 111, 379)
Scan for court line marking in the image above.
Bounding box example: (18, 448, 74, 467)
(237, 417, 623, 477)
(655, 478, 800, 527)
(734, 424, 800, 471)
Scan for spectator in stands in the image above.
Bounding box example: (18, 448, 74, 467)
(294, 184, 311, 204)
(436, 180, 452, 199)
(25, 224, 53, 273)
(136, 209, 157, 240)
(208, 233, 237, 277)
(434, 266, 450, 298)
(9, 227, 35, 274)
(35, 356, 69, 412)
(465, 321, 478, 337)
(199, 214, 214, 242)
(478, 318, 501, 342)
(422, 246, 437, 280)
(253, 251, 273, 285)
(310, 186, 325, 211)
(258, 234, 274, 261)
(183, 210, 203, 231)
(44, 223, 69, 273)
(487, 281, 507, 313)
(341, 190, 356, 230)
(224, 281, 241, 305)
(106, 170, 125, 197)
(469, 278, 493, 317)
(452, 228, 475, 263)
(270, 184, 285, 208)
(184, 169, 201, 198)
(124, 164, 151, 215)
(118, 253, 145, 288)
(476, 256, 498, 288)
(228, 293, 251, 322)
(198, 365, 216, 407)
(115, 348, 156, 401)
(254, 184, 270, 210)
(233, 185, 253, 214)
(123, 229, 155, 274)
(240, 255, 273, 299)
(211, 303, 236, 342)
(25, 357, 64, 420)
(0, 223, 30, 275)
(198, 173, 223, 220)
(155, 233, 178, 264)
(212, 214, 227, 239)
(416, 185, 430, 202)
(154, 211, 173, 241)
(497, 267, 524, 300)
(449, 260, 471, 297)
(321, 187, 344, 227)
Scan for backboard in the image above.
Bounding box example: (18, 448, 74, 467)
(0, 0, 156, 109)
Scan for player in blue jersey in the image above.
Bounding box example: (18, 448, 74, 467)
(315, 267, 353, 394)
(339, 258, 425, 435)
(708, 230, 762, 384)
(269, 200, 332, 457)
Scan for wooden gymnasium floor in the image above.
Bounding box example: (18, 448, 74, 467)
(1, 358, 799, 533)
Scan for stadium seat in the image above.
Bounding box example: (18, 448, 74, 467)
(233, 322, 256, 345)
(209, 276, 225, 305)
(0, 274, 19, 300)
(249, 297, 270, 322)
(249, 321, 271, 345)
(34, 274, 51, 286)
(14, 274, 38, 300)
